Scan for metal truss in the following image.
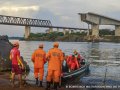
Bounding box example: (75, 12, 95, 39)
(0, 15, 52, 27)
(0, 15, 88, 30)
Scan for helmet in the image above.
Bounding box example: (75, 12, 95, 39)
(39, 43, 44, 48)
(53, 42, 59, 47)
(73, 49, 77, 53)
(13, 41, 19, 46)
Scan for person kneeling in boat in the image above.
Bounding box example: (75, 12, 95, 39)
(73, 50, 85, 65)
(67, 55, 80, 71)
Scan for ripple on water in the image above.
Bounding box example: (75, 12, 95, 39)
(13, 41, 120, 86)
(80, 76, 120, 86)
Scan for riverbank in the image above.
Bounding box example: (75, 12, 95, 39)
(0, 72, 118, 90)
(0, 72, 84, 90)
(0, 72, 58, 90)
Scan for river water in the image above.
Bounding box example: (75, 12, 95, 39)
(9, 41, 120, 86)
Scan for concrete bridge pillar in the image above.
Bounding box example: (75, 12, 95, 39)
(57, 28, 59, 32)
(91, 24, 99, 36)
(63, 29, 67, 35)
(71, 30, 74, 33)
(69, 29, 71, 34)
(87, 30, 90, 36)
(115, 25, 120, 36)
(87, 24, 90, 36)
(25, 26, 31, 39)
(49, 28, 53, 33)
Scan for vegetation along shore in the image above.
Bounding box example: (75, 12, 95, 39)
(23, 29, 120, 42)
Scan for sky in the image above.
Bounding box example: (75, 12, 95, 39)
(0, 0, 120, 37)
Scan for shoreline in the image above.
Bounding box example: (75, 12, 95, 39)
(0, 71, 116, 90)
(18, 39, 120, 43)
(0, 72, 66, 90)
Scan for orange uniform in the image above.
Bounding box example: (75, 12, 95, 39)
(46, 48, 63, 83)
(32, 48, 46, 81)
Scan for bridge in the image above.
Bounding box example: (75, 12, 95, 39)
(0, 15, 87, 39)
(78, 12, 120, 37)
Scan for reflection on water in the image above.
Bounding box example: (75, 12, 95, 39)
(9, 41, 120, 85)
(81, 42, 120, 86)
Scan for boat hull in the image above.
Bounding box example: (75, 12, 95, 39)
(61, 63, 90, 85)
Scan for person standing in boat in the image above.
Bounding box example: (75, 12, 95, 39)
(31, 43, 46, 87)
(46, 42, 63, 90)
(67, 55, 79, 71)
(10, 41, 24, 88)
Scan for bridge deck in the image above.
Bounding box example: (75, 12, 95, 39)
(0, 15, 87, 30)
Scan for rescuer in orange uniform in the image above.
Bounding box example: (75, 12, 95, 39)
(31, 44, 46, 87)
(46, 42, 63, 90)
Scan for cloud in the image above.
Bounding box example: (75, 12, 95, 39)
(0, 5, 40, 17)
(0, 6, 40, 12)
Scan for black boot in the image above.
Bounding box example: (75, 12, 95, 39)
(46, 81, 50, 90)
(39, 81, 43, 87)
(35, 78, 38, 86)
(53, 82, 59, 90)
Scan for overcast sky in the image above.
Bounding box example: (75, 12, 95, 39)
(0, 0, 120, 37)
